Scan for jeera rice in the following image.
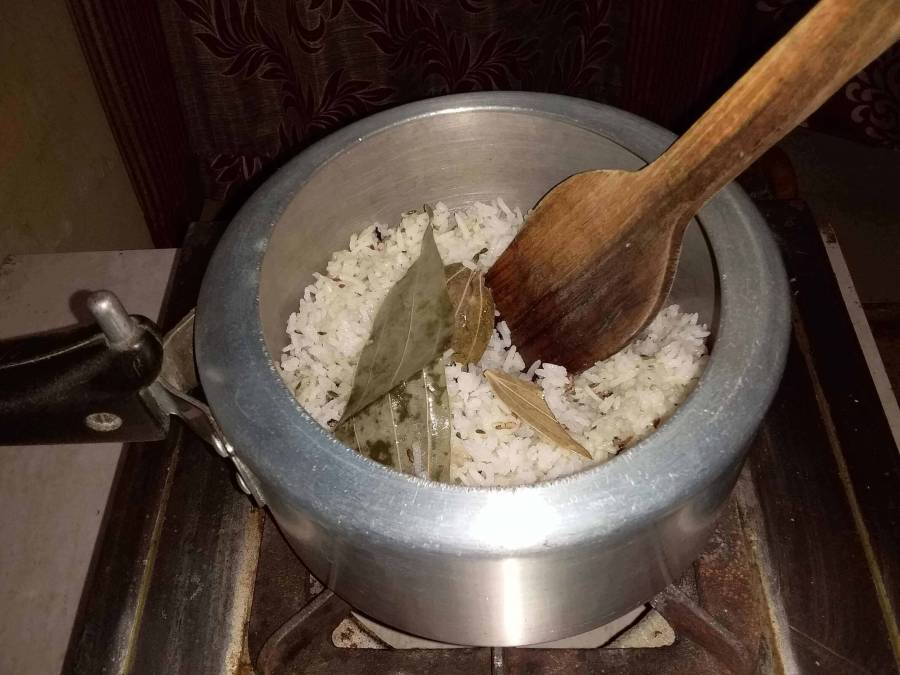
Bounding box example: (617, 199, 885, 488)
(279, 200, 709, 486)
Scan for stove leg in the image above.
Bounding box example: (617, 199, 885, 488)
(256, 590, 351, 675)
(491, 646, 505, 675)
(651, 585, 756, 675)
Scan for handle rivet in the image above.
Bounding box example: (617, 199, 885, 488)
(85, 412, 123, 432)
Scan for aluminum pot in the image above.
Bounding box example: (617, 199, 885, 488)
(195, 92, 790, 646)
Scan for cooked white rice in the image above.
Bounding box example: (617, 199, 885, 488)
(280, 200, 709, 486)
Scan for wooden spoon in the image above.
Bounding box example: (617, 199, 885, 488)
(486, 0, 900, 372)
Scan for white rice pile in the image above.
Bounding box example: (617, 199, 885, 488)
(280, 200, 709, 486)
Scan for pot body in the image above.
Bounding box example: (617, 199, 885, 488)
(195, 93, 789, 646)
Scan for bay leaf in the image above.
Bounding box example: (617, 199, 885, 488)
(444, 263, 495, 364)
(339, 223, 452, 424)
(484, 369, 591, 459)
(336, 357, 452, 481)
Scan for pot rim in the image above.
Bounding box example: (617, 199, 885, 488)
(196, 92, 789, 554)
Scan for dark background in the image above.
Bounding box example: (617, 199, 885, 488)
(67, 0, 899, 247)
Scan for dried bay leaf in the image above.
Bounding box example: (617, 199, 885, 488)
(339, 224, 452, 424)
(404, 358, 452, 480)
(445, 263, 495, 364)
(336, 357, 452, 481)
(336, 212, 454, 482)
(484, 369, 591, 459)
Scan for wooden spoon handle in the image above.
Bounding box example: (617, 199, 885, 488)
(648, 0, 900, 218)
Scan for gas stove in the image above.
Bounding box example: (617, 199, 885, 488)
(64, 170, 899, 674)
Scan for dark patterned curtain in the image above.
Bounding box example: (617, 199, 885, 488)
(68, 0, 899, 246)
(157, 0, 623, 203)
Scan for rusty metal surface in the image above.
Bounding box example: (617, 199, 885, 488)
(257, 591, 352, 675)
(125, 430, 263, 675)
(248, 517, 321, 663)
(691, 492, 771, 673)
(651, 586, 754, 675)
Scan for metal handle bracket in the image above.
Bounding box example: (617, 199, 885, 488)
(156, 309, 266, 506)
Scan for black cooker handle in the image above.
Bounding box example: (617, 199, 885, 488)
(0, 292, 169, 445)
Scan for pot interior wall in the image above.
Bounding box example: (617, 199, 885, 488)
(259, 110, 717, 363)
